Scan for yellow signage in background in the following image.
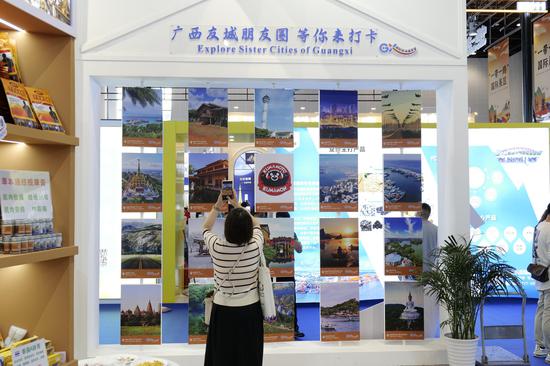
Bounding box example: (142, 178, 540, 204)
(488, 38, 511, 123)
(534, 13, 550, 122)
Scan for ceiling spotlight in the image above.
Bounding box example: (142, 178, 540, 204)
(517, 23, 521, 27)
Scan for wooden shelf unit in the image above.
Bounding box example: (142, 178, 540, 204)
(0, 4, 77, 363)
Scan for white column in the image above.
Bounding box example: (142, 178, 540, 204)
(435, 73, 470, 338)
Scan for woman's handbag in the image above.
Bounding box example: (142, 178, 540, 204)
(528, 263, 549, 282)
(258, 246, 276, 320)
(204, 244, 247, 325)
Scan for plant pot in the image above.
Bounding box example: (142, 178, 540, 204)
(445, 333, 479, 366)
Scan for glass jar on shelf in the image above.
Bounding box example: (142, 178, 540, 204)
(14, 220, 25, 236)
(1, 220, 14, 236)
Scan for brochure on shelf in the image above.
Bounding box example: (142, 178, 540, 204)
(0, 33, 22, 83)
(25, 87, 65, 133)
(0, 79, 40, 129)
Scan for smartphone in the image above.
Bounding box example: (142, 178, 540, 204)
(222, 180, 233, 200)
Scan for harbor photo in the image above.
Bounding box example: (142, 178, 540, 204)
(381, 90, 422, 148)
(384, 217, 423, 276)
(255, 89, 294, 147)
(320, 218, 359, 276)
(122, 87, 163, 147)
(188, 88, 228, 147)
(121, 153, 162, 212)
(319, 90, 358, 148)
(320, 154, 358, 212)
(121, 219, 162, 278)
(320, 281, 360, 341)
(383, 154, 422, 211)
(385, 282, 424, 340)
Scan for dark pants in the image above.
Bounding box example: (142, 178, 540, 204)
(204, 301, 264, 366)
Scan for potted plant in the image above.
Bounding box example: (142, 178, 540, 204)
(418, 235, 524, 366)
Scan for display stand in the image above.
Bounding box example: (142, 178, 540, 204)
(0, 0, 78, 364)
(75, 0, 469, 365)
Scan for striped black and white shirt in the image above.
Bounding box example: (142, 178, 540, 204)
(203, 225, 264, 307)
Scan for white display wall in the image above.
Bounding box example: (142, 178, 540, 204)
(75, 0, 468, 365)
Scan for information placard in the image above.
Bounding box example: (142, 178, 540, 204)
(12, 339, 48, 366)
(0, 170, 53, 220)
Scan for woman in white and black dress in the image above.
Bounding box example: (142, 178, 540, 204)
(203, 190, 264, 366)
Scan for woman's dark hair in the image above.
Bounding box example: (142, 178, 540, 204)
(540, 203, 550, 223)
(224, 208, 253, 245)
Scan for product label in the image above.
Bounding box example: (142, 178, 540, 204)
(12, 339, 48, 366)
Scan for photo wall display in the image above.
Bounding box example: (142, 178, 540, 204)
(264, 282, 296, 342)
(188, 282, 215, 344)
(254, 153, 294, 212)
(320, 218, 359, 276)
(383, 154, 422, 212)
(122, 87, 163, 147)
(189, 153, 229, 213)
(258, 218, 295, 277)
(384, 217, 423, 277)
(187, 217, 223, 278)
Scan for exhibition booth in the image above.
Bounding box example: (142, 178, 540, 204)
(74, 0, 470, 365)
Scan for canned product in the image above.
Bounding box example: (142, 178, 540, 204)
(14, 220, 25, 236)
(10, 237, 21, 254)
(3, 236, 11, 254)
(24, 220, 32, 236)
(20, 236, 29, 253)
(55, 233, 63, 248)
(1, 220, 14, 236)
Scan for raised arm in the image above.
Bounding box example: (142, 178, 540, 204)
(203, 192, 224, 231)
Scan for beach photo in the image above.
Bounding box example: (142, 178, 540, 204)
(188, 283, 215, 344)
(255, 153, 294, 212)
(188, 88, 228, 147)
(385, 282, 424, 340)
(121, 219, 162, 278)
(255, 89, 294, 147)
(319, 90, 358, 148)
(320, 218, 359, 276)
(264, 282, 295, 342)
(320, 282, 360, 341)
(384, 217, 423, 276)
(121, 153, 162, 212)
(381, 90, 422, 148)
(122, 87, 163, 147)
(120, 284, 161, 345)
(187, 218, 223, 278)
(383, 154, 422, 212)
(189, 153, 228, 212)
(320, 154, 358, 212)
(258, 218, 295, 277)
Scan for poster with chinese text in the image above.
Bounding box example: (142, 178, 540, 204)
(255, 153, 294, 212)
(122, 87, 163, 147)
(383, 154, 422, 212)
(120, 284, 162, 345)
(320, 154, 358, 212)
(264, 282, 295, 342)
(188, 88, 228, 147)
(381, 90, 421, 148)
(320, 218, 359, 276)
(385, 282, 424, 340)
(188, 217, 223, 278)
(122, 153, 162, 212)
(320, 281, 360, 341)
(255, 89, 294, 147)
(188, 283, 215, 344)
(121, 218, 162, 278)
(384, 217, 423, 277)
(534, 14, 550, 122)
(488, 38, 511, 123)
(258, 218, 295, 277)
(189, 153, 228, 212)
(319, 90, 358, 148)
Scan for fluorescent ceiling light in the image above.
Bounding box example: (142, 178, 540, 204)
(517, 1, 546, 12)
(370, 107, 376, 111)
(0, 139, 25, 145)
(299, 106, 306, 110)
(233, 106, 239, 109)
(466, 8, 547, 13)
(0, 18, 25, 32)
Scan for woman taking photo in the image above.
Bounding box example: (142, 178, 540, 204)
(533, 203, 550, 361)
(202, 190, 264, 366)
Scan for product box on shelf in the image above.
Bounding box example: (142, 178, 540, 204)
(25, 87, 65, 133)
(0, 79, 40, 129)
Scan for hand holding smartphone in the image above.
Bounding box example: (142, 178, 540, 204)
(221, 180, 234, 200)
